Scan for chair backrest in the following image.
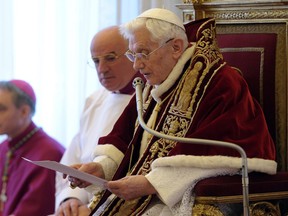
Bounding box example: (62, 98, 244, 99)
(217, 33, 277, 144)
(184, 18, 288, 170)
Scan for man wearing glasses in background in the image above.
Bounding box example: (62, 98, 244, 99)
(55, 26, 141, 216)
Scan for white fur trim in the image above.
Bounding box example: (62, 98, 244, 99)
(93, 144, 124, 167)
(151, 44, 196, 103)
(146, 166, 237, 209)
(145, 155, 276, 215)
(151, 155, 277, 175)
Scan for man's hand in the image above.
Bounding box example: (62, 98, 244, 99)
(65, 162, 105, 188)
(78, 205, 91, 216)
(106, 175, 157, 200)
(55, 198, 85, 216)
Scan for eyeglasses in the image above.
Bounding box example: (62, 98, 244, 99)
(125, 38, 174, 62)
(90, 52, 124, 66)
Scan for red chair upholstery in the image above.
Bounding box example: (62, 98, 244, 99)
(195, 172, 288, 197)
(217, 33, 277, 143)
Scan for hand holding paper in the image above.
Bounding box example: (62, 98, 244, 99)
(22, 157, 107, 188)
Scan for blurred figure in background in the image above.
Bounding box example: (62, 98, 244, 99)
(55, 26, 140, 216)
(0, 79, 64, 216)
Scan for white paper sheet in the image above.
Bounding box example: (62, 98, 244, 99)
(22, 157, 107, 188)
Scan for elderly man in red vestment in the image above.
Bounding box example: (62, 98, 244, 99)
(66, 8, 276, 216)
(0, 80, 64, 216)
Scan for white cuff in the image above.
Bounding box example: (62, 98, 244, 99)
(93, 144, 124, 167)
(93, 155, 118, 181)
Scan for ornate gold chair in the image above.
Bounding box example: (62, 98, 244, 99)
(182, 2, 288, 215)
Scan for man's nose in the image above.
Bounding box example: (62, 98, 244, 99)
(97, 60, 109, 73)
(133, 58, 144, 71)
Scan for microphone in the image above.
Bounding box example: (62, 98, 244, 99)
(132, 77, 145, 116)
(132, 77, 250, 216)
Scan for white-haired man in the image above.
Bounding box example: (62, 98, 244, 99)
(67, 8, 276, 216)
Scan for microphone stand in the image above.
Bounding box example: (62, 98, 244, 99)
(133, 77, 250, 216)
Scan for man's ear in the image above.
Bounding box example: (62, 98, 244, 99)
(171, 38, 184, 59)
(20, 104, 31, 118)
